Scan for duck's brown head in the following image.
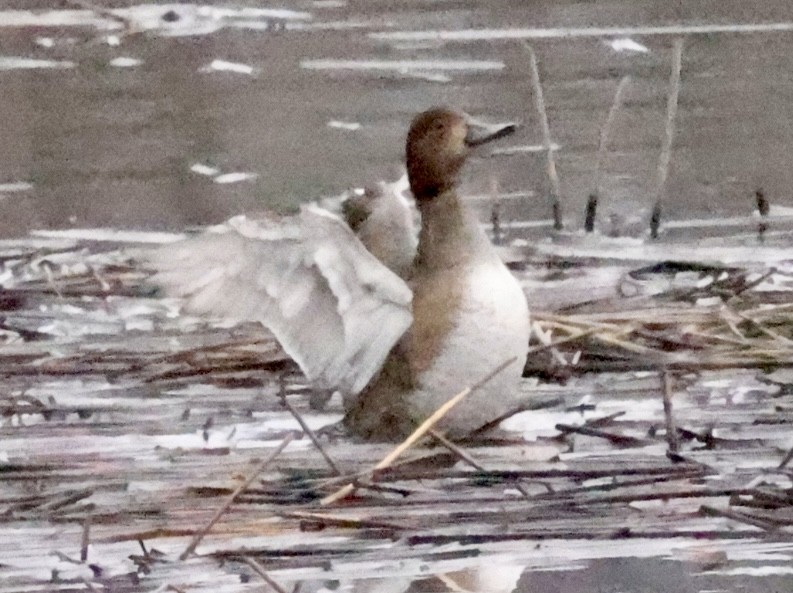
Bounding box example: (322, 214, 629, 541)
(406, 107, 517, 201)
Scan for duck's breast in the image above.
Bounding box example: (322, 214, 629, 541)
(407, 261, 530, 436)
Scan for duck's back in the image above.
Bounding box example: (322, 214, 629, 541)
(342, 178, 418, 279)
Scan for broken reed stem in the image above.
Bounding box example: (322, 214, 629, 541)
(661, 370, 680, 453)
(429, 429, 485, 471)
(555, 422, 652, 447)
(179, 431, 297, 560)
(594, 75, 631, 198)
(282, 510, 406, 531)
(525, 327, 597, 356)
(525, 43, 563, 230)
(285, 398, 340, 474)
(587, 75, 630, 234)
(490, 177, 503, 245)
(279, 378, 341, 476)
(312, 450, 446, 491)
(728, 267, 776, 301)
(584, 194, 598, 233)
(728, 306, 793, 346)
(778, 445, 793, 470)
(437, 573, 467, 592)
(534, 312, 625, 332)
(150, 336, 272, 365)
(372, 464, 701, 483)
(88, 265, 110, 291)
(320, 357, 518, 505)
(585, 411, 626, 427)
(42, 262, 63, 298)
(756, 189, 769, 242)
(490, 203, 502, 244)
(422, 434, 538, 514)
(531, 321, 569, 366)
(719, 308, 747, 341)
(651, 37, 684, 239)
(80, 518, 90, 562)
(242, 556, 290, 593)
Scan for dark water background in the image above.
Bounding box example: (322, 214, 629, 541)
(2, 1, 793, 239)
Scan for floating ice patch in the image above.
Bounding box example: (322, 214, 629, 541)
(742, 474, 793, 489)
(0, 9, 108, 28)
(696, 296, 723, 307)
(532, 239, 793, 265)
(213, 172, 258, 184)
(0, 181, 33, 193)
(151, 430, 235, 450)
(390, 40, 447, 51)
(405, 70, 452, 83)
(109, 56, 142, 68)
(721, 543, 793, 562)
(369, 23, 793, 43)
(757, 203, 793, 216)
(250, 411, 342, 433)
(708, 566, 793, 576)
(124, 317, 154, 332)
(36, 318, 123, 338)
(667, 213, 793, 231)
(312, 0, 347, 7)
(227, 20, 276, 31)
(0, 57, 74, 70)
(190, 162, 221, 177)
(34, 36, 55, 48)
(607, 38, 650, 53)
(166, 383, 230, 397)
(597, 395, 664, 421)
(237, 434, 316, 451)
(30, 228, 186, 243)
(327, 120, 361, 131)
(104, 34, 121, 46)
(300, 59, 505, 71)
(117, 6, 267, 37)
(200, 59, 256, 75)
(0, 5, 312, 37)
(491, 143, 561, 156)
(127, 480, 173, 493)
(153, 5, 311, 36)
(197, 6, 312, 21)
(287, 20, 374, 32)
(560, 443, 669, 460)
(501, 408, 581, 438)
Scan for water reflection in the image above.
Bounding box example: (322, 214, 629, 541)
(296, 561, 524, 593)
(294, 556, 792, 593)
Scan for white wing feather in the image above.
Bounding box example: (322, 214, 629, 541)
(147, 206, 412, 395)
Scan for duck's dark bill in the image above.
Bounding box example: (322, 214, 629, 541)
(465, 120, 518, 147)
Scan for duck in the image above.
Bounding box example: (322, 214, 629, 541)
(149, 107, 530, 441)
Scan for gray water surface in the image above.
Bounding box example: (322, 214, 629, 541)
(2, 1, 793, 238)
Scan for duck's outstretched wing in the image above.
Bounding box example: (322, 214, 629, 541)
(147, 205, 412, 395)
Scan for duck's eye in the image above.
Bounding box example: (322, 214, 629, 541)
(432, 122, 446, 133)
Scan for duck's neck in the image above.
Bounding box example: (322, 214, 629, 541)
(415, 189, 496, 272)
